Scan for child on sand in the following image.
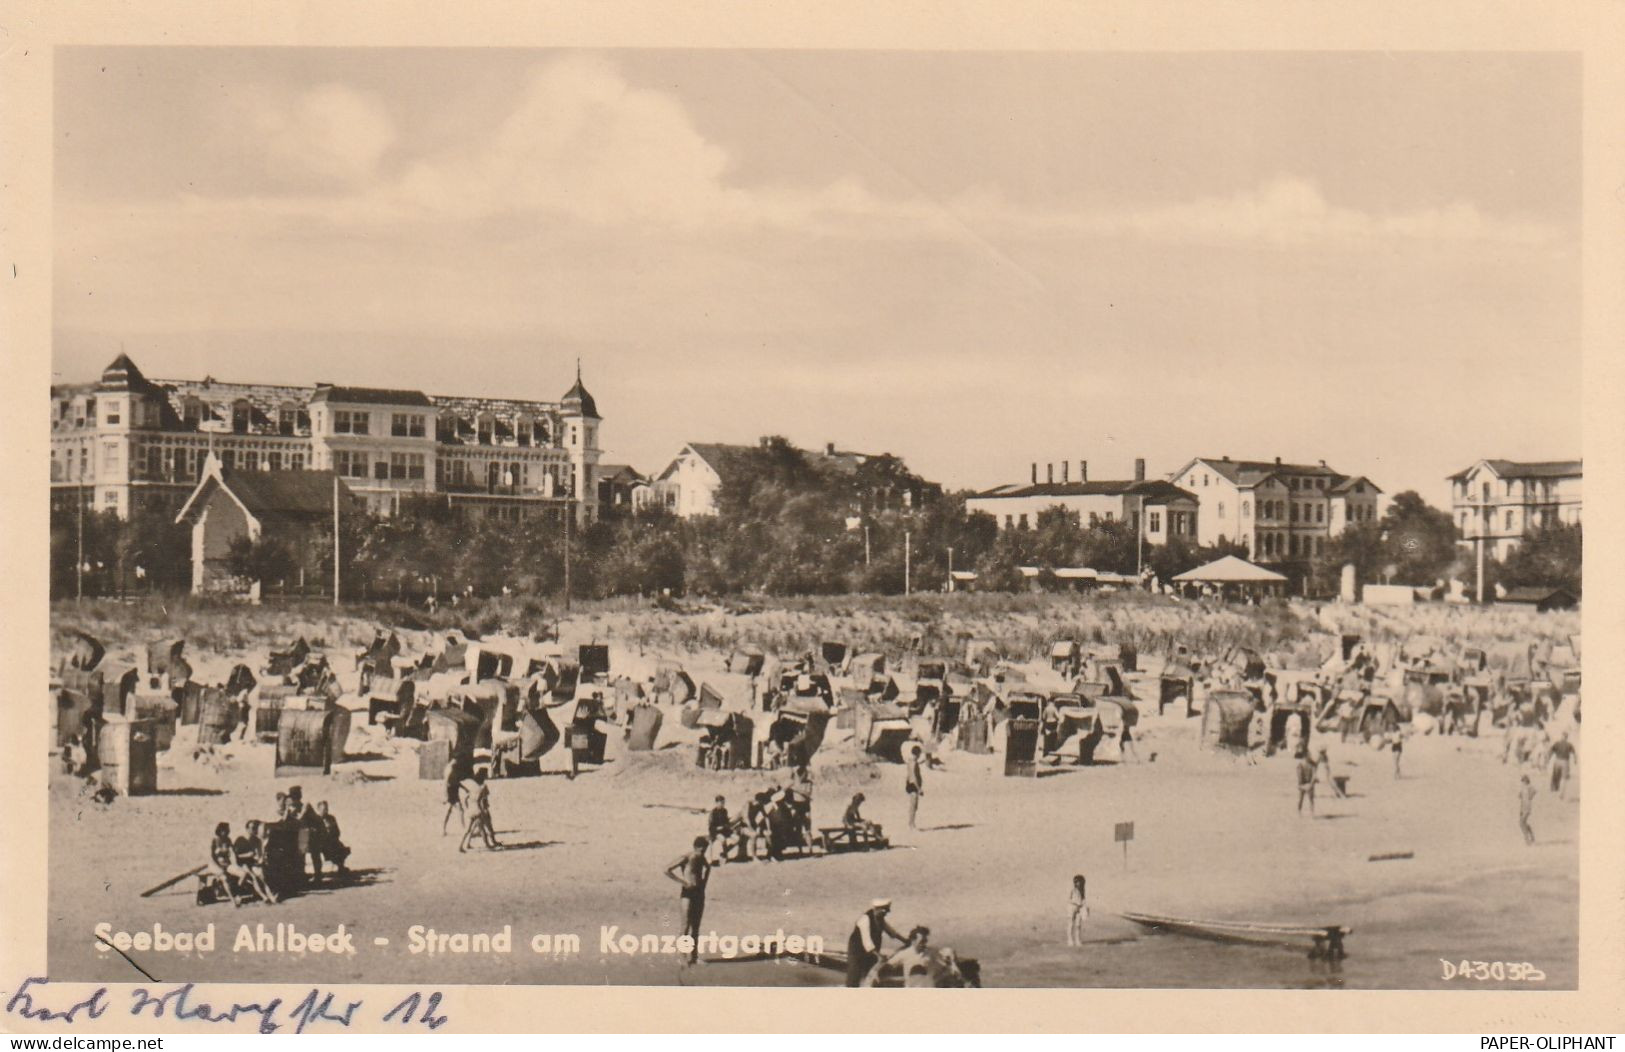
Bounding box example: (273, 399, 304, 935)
(1067, 875, 1089, 947)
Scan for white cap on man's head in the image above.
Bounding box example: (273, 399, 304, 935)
(871, 898, 892, 910)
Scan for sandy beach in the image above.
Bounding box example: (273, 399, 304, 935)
(47, 613, 1579, 991)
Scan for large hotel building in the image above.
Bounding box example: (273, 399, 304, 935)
(50, 354, 604, 523)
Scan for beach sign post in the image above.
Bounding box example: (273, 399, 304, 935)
(1115, 821, 1135, 870)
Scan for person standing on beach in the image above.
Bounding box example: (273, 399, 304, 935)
(1067, 875, 1089, 947)
(442, 754, 470, 836)
(1317, 746, 1346, 798)
(1548, 732, 1577, 800)
(664, 835, 712, 964)
(1517, 774, 1537, 845)
(847, 899, 906, 987)
(904, 745, 925, 830)
(459, 770, 500, 852)
(1296, 750, 1318, 816)
(1391, 732, 1404, 779)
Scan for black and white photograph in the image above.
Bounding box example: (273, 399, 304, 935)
(12, 20, 1615, 1026)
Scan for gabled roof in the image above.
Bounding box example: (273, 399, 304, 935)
(1173, 456, 1381, 495)
(597, 464, 646, 484)
(310, 385, 433, 407)
(1327, 475, 1383, 495)
(1447, 459, 1583, 482)
(661, 442, 757, 482)
(176, 468, 348, 525)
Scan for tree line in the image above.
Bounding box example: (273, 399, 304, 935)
(50, 439, 1581, 601)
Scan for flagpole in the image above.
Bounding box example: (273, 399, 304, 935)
(332, 472, 341, 607)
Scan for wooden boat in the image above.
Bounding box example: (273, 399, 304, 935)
(1120, 911, 1350, 958)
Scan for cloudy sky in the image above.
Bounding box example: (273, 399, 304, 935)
(53, 48, 1580, 503)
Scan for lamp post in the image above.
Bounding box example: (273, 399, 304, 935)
(904, 529, 911, 596)
(948, 545, 955, 594)
(76, 451, 85, 603)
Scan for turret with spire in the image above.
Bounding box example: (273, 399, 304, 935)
(559, 360, 602, 525)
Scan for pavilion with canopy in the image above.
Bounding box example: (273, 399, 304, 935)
(1172, 555, 1288, 601)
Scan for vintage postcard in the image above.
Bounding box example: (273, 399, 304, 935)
(3, 0, 1623, 1036)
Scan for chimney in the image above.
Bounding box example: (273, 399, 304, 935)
(1061, 461, 1070, 483)
(1079, 460, 1088, 483)
(826, 442, 836, 456)
(1047, 463, 1055, 484)
(1275, 456, 1282, 465)
(1031, 463, 1038, 485)
(1318, 459, 1327, 468)
(1135, 458, 1146, 482)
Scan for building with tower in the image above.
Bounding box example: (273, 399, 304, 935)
(50, 354, 603, 524)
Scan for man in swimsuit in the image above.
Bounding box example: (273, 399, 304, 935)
(1296, 750, 1317, 816)
(664, 836, 711, 964)
(905, 745, 925, 831)
(1518, 774, 1537, 845)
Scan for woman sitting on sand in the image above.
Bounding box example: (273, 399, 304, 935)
(233, 820, 279, 904)
(207, 822, 246, 908)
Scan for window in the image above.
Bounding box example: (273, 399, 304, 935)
(1018, 514, 1029, 529)
(391, 413, 426, 438)
(1242, 500, 1250, 517)
(232, 403, 251, 434)
(267, 451, 282, 471)
(1316, 505, 1324, 523)
(1217, 502, 1225, 518)
(104, 490, 118, 507)
(333, 450, 367, 479)
(477, 415, 494, 445)
(1290, 504, 1299, 523)
(374, 459, 389, 480)
(1149, 512, 1162, 533)
(278, 408, 298, 436)
(146, 446, 163, 479)
(105, 402, 121, 425)
(85, 397, 97, 424)
(1505, 511, 1514, 531)
(220, 449, 235, 470)
(1105, 511, 1114, 522)
(289, 453, 305, 471)
(389, 452, 426, 480)
(334, 410, 369, 435)
(1005, 515, 1013, 528)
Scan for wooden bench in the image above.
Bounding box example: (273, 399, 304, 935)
(817, 826, 889, 854)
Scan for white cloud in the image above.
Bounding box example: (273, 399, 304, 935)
(950, 176, 1561, 249)
(122, 59, 1565, 256)
(221, 82, 397, 186)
